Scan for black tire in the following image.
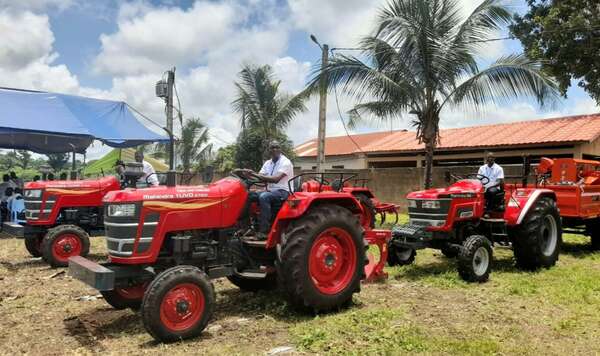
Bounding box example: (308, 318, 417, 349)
(387, 244, 416, 266)
(585, 219, 600, 251)
(141, 266, 215, 343)
(227, 273, 278, 292)
(101, 284, 147, 310)
(277, 204, 365, 312)
(24, 233, 44, 258)
(513, 197, 562, 270)
(41, 224, 90, 268)
(440, 245, 459, 258)
(457, 235, 492, 283)
(355, 193, 375, 228)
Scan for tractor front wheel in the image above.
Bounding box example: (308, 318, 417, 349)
(513, 197, 562, 270)
(457, 235, 492, 283)
(141, 266, 215, 343)
(102, 283, 148, 310)
(41, 225, 90, 268)
(24, 233, 44, 258)
(387, 244, 416, 266)
(277, 204, 365, 311)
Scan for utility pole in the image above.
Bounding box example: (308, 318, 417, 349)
(166, 68, 175, 170)
(311, 35, 328, 173)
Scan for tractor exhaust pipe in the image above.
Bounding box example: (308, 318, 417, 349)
(522, 155, 531, 188)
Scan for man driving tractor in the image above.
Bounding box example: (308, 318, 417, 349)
(478, 152, 505, 215)
(234, 140, 294, 240)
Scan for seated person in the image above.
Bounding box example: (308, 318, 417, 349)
(135, 151, 160, 187)
(478, 152, 505, 214)
(235, 141, 294, 240)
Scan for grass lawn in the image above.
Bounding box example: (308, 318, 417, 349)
(0, 217, 599, 355)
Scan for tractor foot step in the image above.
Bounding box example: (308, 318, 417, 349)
(481, 218, 506, 223)
(242, 239, 267, 248)
(236, 270, 268, 279)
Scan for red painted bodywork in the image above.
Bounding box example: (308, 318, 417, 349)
(408, 178, 556, 231)
(536, 158, 600, 219)
(106, 177, 366, 264)
(24, 176, 120, 226)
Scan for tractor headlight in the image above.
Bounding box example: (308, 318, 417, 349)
(422, 200, 441, 209)
(24, 189, 42, 198)
(408, 200, 417, 208)
(107, 204, 136, 217)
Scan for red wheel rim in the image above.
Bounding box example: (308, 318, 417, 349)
(309, 227, 357, 295)
(115, 283, 147, 300)
(52, 233, 83, 263)
(160, 283, 205, 332)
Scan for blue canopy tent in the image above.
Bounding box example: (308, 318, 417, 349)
(0, 87, 168, 154)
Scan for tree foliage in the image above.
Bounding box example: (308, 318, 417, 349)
(46, 153, 70, 172)
(307, 0, 558, 188)
(511, 0, 600, 102)
(232, 64, 306, 169)
(213, 144, 237, 173)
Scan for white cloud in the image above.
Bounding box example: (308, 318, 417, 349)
(0, 11, 54, 70)
(0, 0, 73, 12)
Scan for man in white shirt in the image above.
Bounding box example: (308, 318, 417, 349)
(478, 152, 505, 213)
(135, 151, 160, 187)
(237, 141, 294, 239)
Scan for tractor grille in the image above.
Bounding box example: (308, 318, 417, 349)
(24, 192, 56, 221)
(104, 207, 159, 257)
(407, 199, 451, 227)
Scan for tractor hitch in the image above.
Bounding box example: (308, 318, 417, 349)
(363, 229, 391, 282)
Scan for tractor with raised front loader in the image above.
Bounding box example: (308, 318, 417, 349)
(22, 163, 153, 267)
(68, 171, 392, 342)
(389, 168, 562, 282)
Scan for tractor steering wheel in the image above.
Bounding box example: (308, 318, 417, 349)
(466, 173, 490, 186)
(231, 170, 267, 188)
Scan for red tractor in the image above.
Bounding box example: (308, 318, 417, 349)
(389, 172, 562, 282)
(535, 157, 600, 250)
(22, 163, 149, 267)
(69, 172, 390, 342)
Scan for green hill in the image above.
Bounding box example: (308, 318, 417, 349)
(83, 148, 169, 177)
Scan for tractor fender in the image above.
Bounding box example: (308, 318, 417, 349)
(505, 189, 557, 226)
(265, 193, 363, 249)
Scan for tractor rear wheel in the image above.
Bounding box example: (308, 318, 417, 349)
(387, 244, 416, 266)
(227, 273, 278, 292)
(457, 235, 492, 283)
(24, 233, 44, 258)
(513, 197, 562, 270)
(585, 219, 600, 250)
(102, 283, 148, 310)
(41, 225, 90, 268)
(141, 265, 215, 343)
(277, 204, 365, 312)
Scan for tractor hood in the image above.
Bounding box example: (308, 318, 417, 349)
(25, 176, 119, 192)
(102, 177, 246, 205)
(407, 179, 484, 200)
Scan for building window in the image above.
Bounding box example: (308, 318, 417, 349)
(332, 165, 345, 169)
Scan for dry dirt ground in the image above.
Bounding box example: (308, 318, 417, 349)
(0, 231, 599, 355)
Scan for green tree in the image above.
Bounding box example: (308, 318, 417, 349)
(16, 150, 32, 170)
(308, 0, 558, 188)
(232, 64, 307, 167)
(511, 0, 600, 102)
(0, 151, 18, 170)
(46, 153, 70, 172)
(213, 144, 237, 173)
(177, 118, 213, 173)
(235, 130, 295, 171)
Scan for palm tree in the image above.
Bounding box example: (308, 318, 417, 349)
(153, 118, 212, 174)
(308, 0, 559, 188)
(177, 118, 213, 174)
(232, 64, 308, 144)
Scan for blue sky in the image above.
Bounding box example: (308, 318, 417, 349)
(0, 0, 597, 159)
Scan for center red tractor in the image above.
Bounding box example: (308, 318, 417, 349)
(389, 171, 562, 282)
(69, 172, 391, 342)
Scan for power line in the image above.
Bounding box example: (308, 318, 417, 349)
(332, 82, 368, 156)
(330, 25, 600, 52)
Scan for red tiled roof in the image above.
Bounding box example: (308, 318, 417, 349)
(295, 114, 600, 157)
